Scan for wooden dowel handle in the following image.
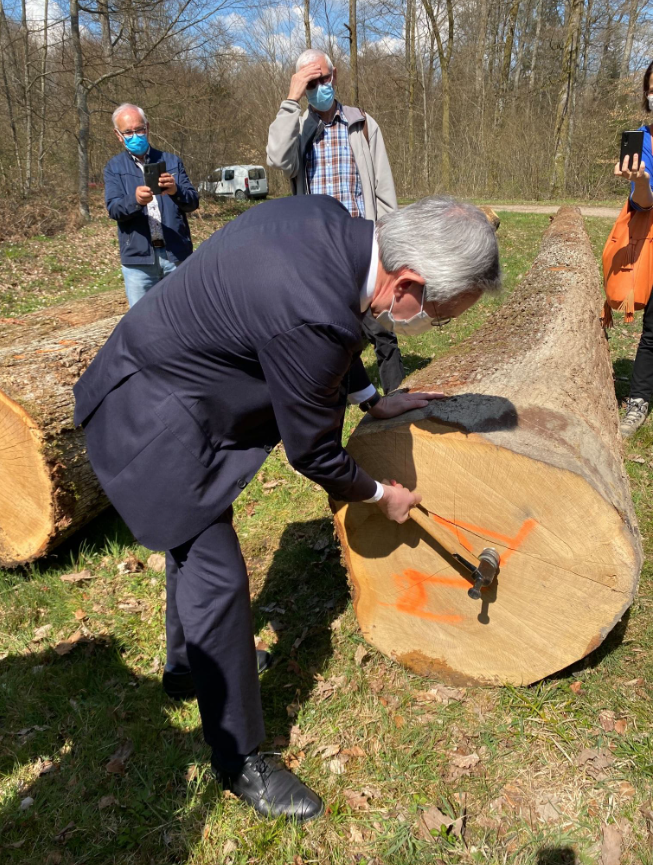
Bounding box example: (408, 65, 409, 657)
(409, 506, 480, 569)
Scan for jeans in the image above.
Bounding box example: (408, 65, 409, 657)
(630, 290, 653, 401)
(121, 248, 177, 307)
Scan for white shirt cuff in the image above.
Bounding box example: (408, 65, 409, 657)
(348, 383, 377, 405)
(363, 481, 384, 503)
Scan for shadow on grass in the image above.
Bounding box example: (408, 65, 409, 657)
(537, 848, 577, 864)
(0, 636, 212, 863)
(613, 357, 634, 403)
(548, 608, 631, 683)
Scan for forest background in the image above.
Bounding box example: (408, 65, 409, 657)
(1, 0, 653, 227)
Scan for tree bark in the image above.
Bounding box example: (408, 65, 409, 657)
(37, 0, 48, 187)
(332, 207, 641, 686)
(304, 0, 311, 48)
(0, 315, 123, 567)
(421, 0, 454, 189)
(349, 0, 358, 105)
(528, 0, 543, 91)
(620, 0, 638, 79)
(550, 0, 583, 195)
(70, 0, 90, 221)
(21, 0, 32, 194)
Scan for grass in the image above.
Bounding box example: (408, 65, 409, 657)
(0, 210, 652, 864)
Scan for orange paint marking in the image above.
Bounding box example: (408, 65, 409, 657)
(429, 514, 537, 566)
(384, 568, 464, 624)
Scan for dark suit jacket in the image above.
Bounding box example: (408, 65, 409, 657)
(74, 196, 377, 550)
(104, 147, 199, 266)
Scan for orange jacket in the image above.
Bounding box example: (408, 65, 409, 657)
(602, 200, 653, 327)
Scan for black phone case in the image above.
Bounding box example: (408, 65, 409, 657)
(620, 130, 644, 168)
(143, 161, 166, 195)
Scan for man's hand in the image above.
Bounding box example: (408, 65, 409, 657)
(288, 62, 323, 102)
(376, 479, 421, 523)
(159, 173, 177, 196)
(135, 185, 154, 206)
(368, 391, 447, 420)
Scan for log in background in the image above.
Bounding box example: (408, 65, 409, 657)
(333, 207, 642, 686)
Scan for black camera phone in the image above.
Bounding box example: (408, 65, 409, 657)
(143, 161, 166, 195)
(620, 130, 644, 170)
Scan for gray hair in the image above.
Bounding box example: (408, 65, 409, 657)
(376, 196, 501, 303)
(112, 103, 147, 128)
(296, 49, 333, 72)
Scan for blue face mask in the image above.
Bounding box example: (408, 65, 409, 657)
(123, 134, 149, 156)
(307, 82, 335, 112)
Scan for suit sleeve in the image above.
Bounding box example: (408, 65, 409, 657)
(259, 323, 377, 501)
(104, 162, 142, 222)
(171, 158, 199, 213)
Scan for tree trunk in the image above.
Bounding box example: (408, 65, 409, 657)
(475, 0, 489, 96)
(304, 0, 311, 48)
(349, 0, 358, 105)
(70, 0, 90, 221)
(0, 315, 122, 567)
(498, 0, 520, 107)
(0, 0, 23, 189)
(550, 0, 583, 195)
(620, 0, 637, 79)
(528, 0, 543, 91)
(0, 289, 127, 349)
(37, 0, 48, 187)
(21, 0, 32, 194)
(332, 207, 641, 686)
(422, 0, 454, 189)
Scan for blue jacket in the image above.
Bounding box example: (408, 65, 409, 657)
(74, 196, 376, 550)
(629, 125, 653, 211)
(104, 147, 199, 265)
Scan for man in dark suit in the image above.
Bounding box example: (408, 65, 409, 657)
(105, 103, 199, 307)
(74, 194, 500, 822)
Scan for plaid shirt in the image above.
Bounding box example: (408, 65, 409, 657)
(306, 103, 365, 218)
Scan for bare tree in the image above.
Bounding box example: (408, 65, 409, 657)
(421, 0, 454, 188)
(551, 0, 584, 193)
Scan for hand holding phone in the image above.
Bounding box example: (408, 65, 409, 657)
(619, 130, 644, 173)
(143, 161, 166, 195)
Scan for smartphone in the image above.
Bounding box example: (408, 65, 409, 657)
(620, 130, 644, 170)
(143, 161, 166, 195)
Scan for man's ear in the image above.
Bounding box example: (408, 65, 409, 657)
(391, 268, 425, 298)
(113, 128, 123, 144)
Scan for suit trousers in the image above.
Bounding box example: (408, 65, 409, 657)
(361, 310, 404, 394)
(630, 290, 653, 402)
(165, 507, 265, 766)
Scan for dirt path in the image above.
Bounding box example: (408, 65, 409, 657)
(493, 203, 620, 218)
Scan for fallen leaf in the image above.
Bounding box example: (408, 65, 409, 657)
(624, 678, 645, 687)
(284, 750, 305, 770)
(289, 726, 316, 749)
(53, 630, 84, 656)
(328, 755, 348, 774)
(98, 795, 116, 809)
(146, 553, 166, 573)
(451, 752, 480, 770)
(38, 759, 57, 775)
(601, 823, 622, 865)
(599, 710, 616, 732)
(614, 718, 627, 735)
(570, 681, 583, 694)
(20, 796, 34, 810)
(418, 805, 454, 840)
(185, 764, 199, 782)
(222, 838, 238, 856)
(32, 624, 52, 642)
(317, 743, 341, 759)
(414, 684, 466, 705)
(73, 609, 87, 621)
(577, 748, 615, 779)
(117, 555, 144, 575)
(535, 796, 561, 823)
(60, 569, 94, 584)
(354, 645, 369, 666)
(627, 456, 646, 463)
(105, 740, 134, 774)
(54, 821, 76, 842)
(292, 627, 309, 651)
(394, 715, 405, 728)
(348, 824, 369, 844)
(262, 480, 282, 490)
(342, 745, 366, 758)
(343, 789, 370, 811)
(618, 781, 636, 799)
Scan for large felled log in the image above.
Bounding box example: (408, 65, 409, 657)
(0, 289, 127, 349)
(0, 315, 121, 567)
(333, 207, 642, 686)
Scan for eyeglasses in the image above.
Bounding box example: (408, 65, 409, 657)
(119, 125, 147, 139)
(431, 316, 451, 328)
(306, 73, 333, 90)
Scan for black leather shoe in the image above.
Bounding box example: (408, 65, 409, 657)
(215, 753, 324, 822)
(163, 650, 272, 700)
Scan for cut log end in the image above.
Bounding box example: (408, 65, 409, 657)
(0, 391, 53, 565)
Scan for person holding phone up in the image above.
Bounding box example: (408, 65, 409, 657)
(613, 62, 653, 436)
(105, 103, 199, 307)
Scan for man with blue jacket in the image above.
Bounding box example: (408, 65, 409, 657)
(105, 103, 199, 306)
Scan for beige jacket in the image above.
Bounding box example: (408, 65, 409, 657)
(266, 100, 398, 220)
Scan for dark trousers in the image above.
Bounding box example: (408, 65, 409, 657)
(165, 507, 265, 767)
(631, 291, 653, 401)
(361, 310, 405, 394)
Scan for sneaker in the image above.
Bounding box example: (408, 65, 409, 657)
(620, 398, 649, 438)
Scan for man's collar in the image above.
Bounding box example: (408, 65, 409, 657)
(309, 100, 344, 125)
(128, 145, 151, 164)
(361, 230, 378, 312)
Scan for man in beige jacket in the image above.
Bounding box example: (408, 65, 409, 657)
(266, 48, 404, 394)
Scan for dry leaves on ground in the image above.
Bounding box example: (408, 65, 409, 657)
(414, 684, 466, 705)
(146, 553, 166, 573)
(59, 569, 94, 584)
(577, 748, 615, 780)
(601, 823, 622, 865)
(117, 555, 144, 575)
(53, 630, 85, 656)
(98, 795, 117, 810)
(354, 645, 369, 666)
(417, 805, 464, 841)
(105, 740, 134, 774)
(343, 789, 370, 811)
(32, 624, 52, 642)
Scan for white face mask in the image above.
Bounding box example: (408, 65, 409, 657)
(648, 94, 653, 112)
(376, 286, 435, 336)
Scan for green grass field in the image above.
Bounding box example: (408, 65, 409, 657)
(0, 208, 651, 865)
